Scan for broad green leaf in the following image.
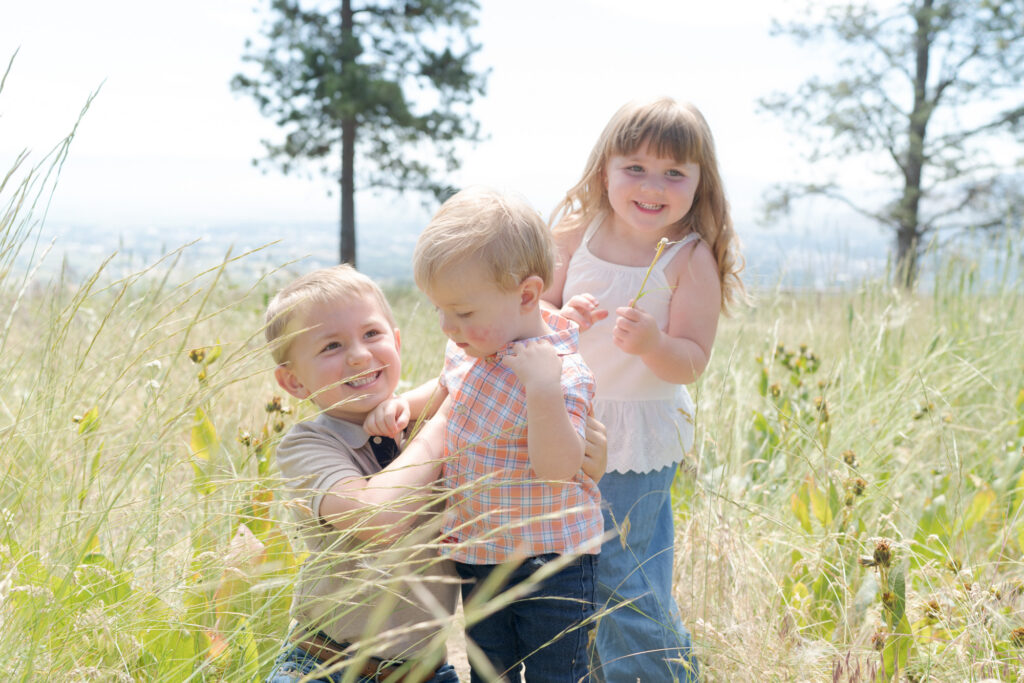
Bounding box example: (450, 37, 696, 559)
(791, 489, 812, 533)
(885, 567, 906, 627)
(827, 478, 842, 520)
(1013, 465, 1024, 516)
(808, 477, 832, 528)
(205, 342, 223, 365)
(77, 406, 100, 435)
(190, 407, 219, 461)
(235, 619, 261, 682)
(962, 485, 995, 531)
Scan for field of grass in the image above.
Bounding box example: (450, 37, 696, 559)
(4, 114, 1024, 683)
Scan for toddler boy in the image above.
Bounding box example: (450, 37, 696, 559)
(377, 187, 604, 682)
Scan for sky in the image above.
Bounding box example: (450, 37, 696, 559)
(2, 0, 859, 279)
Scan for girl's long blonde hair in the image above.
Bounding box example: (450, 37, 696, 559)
(551, 97, 745, 312)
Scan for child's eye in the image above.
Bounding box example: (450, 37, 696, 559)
(626, 164, 644, 173)
(457, 311, 472, 319)
(667, 169, 685, 177)
(321, 341, 342, 353)
(364, 329, 382, 339)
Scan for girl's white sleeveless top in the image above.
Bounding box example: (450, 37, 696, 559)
(563, 214, 698, 474)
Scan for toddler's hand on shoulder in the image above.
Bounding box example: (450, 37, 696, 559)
(363, 396, 410, 439)
(613, 305, 661, 356)
(502, 339, 562, 390)
(560, 293, 609, 332)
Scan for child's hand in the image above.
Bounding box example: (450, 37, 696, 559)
(502, 339, 562, 390)
(581, 414, 607, 483)
(363, 396, 410, 439)
(612, 304, 661, 356)
(560, 293, 609, 332)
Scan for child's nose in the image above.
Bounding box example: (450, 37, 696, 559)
(439, 312, 457, 336)
(346, 342, 372, 365)
(641, 176, 664, 193)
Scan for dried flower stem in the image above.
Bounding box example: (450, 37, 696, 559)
(631, 237, 670, 307)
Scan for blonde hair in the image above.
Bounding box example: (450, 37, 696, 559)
(264, 264, 396, 364)
(551, 97, 746, 312)
(414, 186, 555, 292)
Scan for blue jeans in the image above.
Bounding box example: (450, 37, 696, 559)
(264, 642, 460, 683)
(594, 466, 698, 682)
(456, 553, 597, 683)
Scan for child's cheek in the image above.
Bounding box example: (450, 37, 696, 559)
(467, 324, 501, 347)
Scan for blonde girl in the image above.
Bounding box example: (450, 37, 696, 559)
(543, 97, 744, 682)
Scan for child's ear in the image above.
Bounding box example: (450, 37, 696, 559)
(518, 276, 544, 311)
(275, 364, 310, 400)
(393, 327, 401, 353)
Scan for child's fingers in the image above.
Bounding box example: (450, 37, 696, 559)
(615, 305, 642, 322)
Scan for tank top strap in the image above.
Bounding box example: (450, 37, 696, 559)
(656, 232, 701, 272)
(581, 213, 604, 245)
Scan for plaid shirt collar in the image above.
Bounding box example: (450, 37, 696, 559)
(481, 309, 579, 364)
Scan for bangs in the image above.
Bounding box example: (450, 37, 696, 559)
(609, 104, 705, 163)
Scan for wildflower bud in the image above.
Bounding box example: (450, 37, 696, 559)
(925, 600, 941, 621)
(842, 450, 857, 468)
(881, 591, 896, 607)
(770, 383, 781, 398)
(858, 556, 877, 568)
(871, 630, 886, 651)
(946, 559, 961, 574)
(189, 348, 206, 364)
(1012, 628, 1024, 648)
(266, 396, 284, 413)
(873, 540, 892, 569)
(853, 478, 867, 497)
(274, 420, 285, 433)
(238, 431, 252, 447)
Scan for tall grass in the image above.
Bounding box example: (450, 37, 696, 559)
(680, 235, 1024, 681)
(4, 75, 1024, 681)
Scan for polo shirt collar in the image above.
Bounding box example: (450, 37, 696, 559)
(315, 412, 376, 449)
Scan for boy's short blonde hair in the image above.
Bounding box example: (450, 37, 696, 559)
(413, 187, 555, 293)
(265, 264, 396, 365)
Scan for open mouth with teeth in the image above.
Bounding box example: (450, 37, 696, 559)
(346, 369, 382, 388)
(635, 201, 663, 211)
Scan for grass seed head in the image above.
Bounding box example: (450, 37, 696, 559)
(1012, 628, 1024, 648)
(873, 540, 893, 569)
(842, 449, 858, 468)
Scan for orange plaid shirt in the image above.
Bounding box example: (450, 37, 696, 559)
(438, 311, 602, 565)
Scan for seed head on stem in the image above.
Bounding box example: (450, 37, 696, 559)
(631, 237, 671, 307)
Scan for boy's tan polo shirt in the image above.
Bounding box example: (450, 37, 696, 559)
(275, 413, 457, 661)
